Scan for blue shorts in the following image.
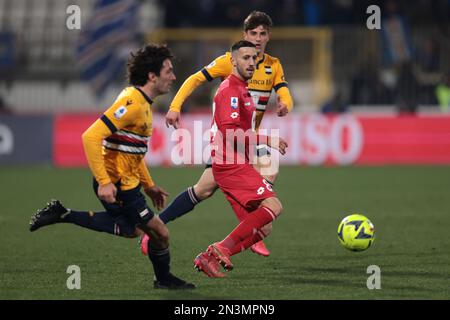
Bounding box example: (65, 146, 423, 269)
(93, 179, 154, 233)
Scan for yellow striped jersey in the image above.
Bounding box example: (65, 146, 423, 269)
(170, 51, 293, 130)
(82, 86, 155, 191)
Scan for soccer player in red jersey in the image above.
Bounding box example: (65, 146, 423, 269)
(141, 12, 293, 258)
(194, 40, 288, 277)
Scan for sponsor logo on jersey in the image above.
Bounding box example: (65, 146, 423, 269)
(230, 112, 239, 119)
(114, 106, 128, 119)
(264, 66, 272, 74)
(231, 97, 238, 109)
(257, 187, 265, 195)
(206, 61, 216, 69)
(245, 101, 251, 106)
(248, 78, 273, 86)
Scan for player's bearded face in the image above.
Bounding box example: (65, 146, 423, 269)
(243, 26, 270, 56)
(155, 59, 176, 95)
(235, 47, 257, 80)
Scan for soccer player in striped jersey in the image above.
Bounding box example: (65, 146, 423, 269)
(29, 44, 195, 290)
(141, 11, 293, 258)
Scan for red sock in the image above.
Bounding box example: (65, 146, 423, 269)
(219, 206, 276, 252)
(228, 228, 267, 256)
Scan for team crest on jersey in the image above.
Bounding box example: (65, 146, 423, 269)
(230, 112, 239, 119)
(114, 106, 128, 119)
(264, 66, 272, 74)
(231, 97, 238, 109)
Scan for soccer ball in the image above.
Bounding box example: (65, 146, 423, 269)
(337, 214, 375, 251)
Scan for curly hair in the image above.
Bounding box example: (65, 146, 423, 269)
(243, 11, 273, 32)
(127, 44, 174, 86)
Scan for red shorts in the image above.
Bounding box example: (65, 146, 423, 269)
(212, 164, 276, 211)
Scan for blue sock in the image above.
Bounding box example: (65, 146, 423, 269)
(62, 210, 135, 237)
(147, 244, 171, 281)
(159, 186, 200, 224)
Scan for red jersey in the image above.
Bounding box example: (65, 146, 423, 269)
(211, 74, 256, 172)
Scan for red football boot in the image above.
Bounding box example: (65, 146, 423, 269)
(194, 252, 225, 278)
(207, 243, 234, 271)
(140, 234, 150, 256)
(250, 241, 270, 257)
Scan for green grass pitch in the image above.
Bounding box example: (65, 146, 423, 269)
(1, 165, 449, 299)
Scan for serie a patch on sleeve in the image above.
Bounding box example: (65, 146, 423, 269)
(114, 106, 128, 119)
(231, 97, 238, 109)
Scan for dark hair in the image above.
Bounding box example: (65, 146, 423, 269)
(127, 43, 173, 86)
(243, 11, 273, 31)
(231, 40, 256, 53)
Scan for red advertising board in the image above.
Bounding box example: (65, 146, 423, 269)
(53, 113, 450, 167)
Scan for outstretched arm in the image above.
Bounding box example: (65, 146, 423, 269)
(274, 61, 294, 116)
(166, 71, 207, 128)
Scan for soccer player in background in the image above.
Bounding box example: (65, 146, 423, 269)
(141, 11, 293, 257)
(194, 40, 288, 277)
(29, 44, 195, 290)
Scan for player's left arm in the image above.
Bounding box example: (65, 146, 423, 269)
(273, 60, 294, 116)
(138, 160, 169, 210)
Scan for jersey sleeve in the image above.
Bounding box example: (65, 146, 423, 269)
(273, 60, 294, 112)
(102, 96, 141, 131)
(169, 53, 232, 113)
(138, 159, 155, 189)
(82, 97, 141, 185)
(169, 71, 207, 113)
(201, 53, 233, 82)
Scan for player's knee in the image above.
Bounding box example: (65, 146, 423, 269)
(193, 184, 216, 200)
(261, 223, 273, 236)
(262, 197, 283, 217)
(159, 231, 170, 247)
(154, 226, 170, 246)
(145, 216, 170, 247)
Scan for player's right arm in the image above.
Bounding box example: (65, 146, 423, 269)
(166, 54, 232, 128)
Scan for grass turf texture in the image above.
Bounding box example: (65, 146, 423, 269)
(0, 165, 449, 299)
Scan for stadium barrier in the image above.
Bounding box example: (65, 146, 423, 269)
(0, 115, 53, 164)
(52, 113, 450, 167)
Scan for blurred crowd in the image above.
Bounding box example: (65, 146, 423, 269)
(0, 0, 448, 113)
(160, 0, 449, 113)
(160, 0, 449, 28)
